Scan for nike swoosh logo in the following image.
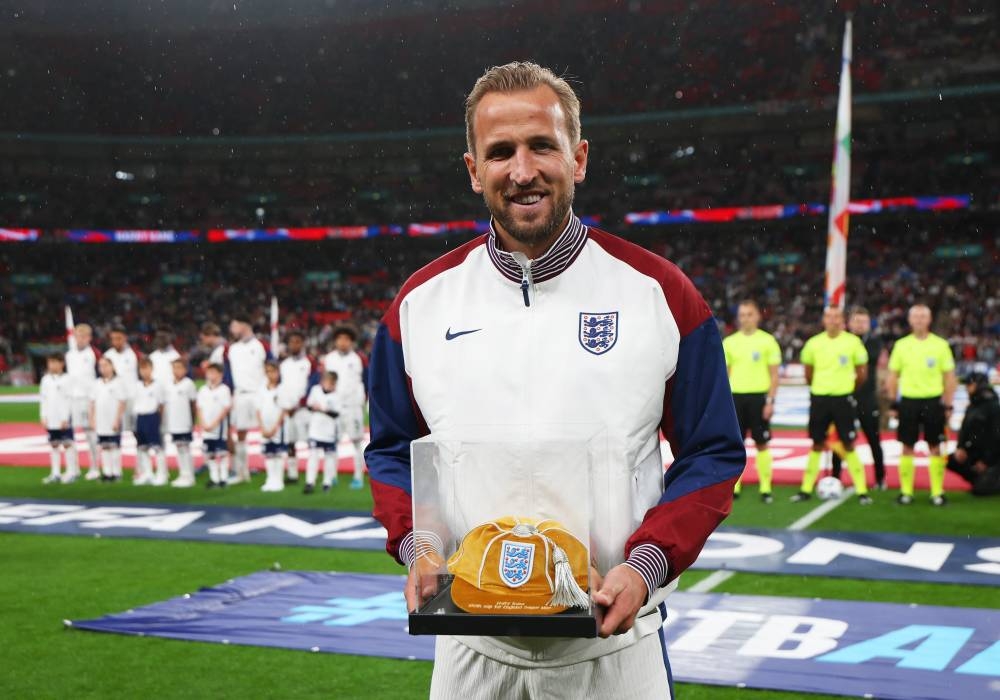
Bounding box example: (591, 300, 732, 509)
(445, 327, 482, 341)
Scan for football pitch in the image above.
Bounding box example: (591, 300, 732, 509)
(2, 398, 997, 699)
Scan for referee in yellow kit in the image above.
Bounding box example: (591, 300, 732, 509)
(723, 300, 781, 504)
(792, 306, 872, 504)
(885, 303, 957, 506)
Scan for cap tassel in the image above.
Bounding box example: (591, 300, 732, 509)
(547, 544, 590, 609)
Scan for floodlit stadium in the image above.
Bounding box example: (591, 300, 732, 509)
(1, 2, 998, 699)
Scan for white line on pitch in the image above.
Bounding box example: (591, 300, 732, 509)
(687, 487, 855, 593)
(788, 487, 854, 531)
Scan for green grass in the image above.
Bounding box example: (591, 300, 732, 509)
(0, 384, 38, 395)
(0, 401, 41, 423)
(0, 465, 374, 512)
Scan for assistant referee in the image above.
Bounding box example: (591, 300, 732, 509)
(792, 306, 872, 504)
(885, 304, 957, 506)
(723, 300, 781, 503)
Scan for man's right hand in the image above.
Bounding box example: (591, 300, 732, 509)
(954, 447, 968, 464)
(405, 555, 441, 612)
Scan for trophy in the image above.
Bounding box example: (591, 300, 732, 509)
(407, 426, 607, 638)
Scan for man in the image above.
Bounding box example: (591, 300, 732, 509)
(199, 322, 226, 370)
(323, 326, 367, 489)
(365, 62, 744, 699)
(791, 306, 872, 505)
(149, 329, 181, 388)
(947, 372, 1000, 496)
(886, 304, 957, 506)
(723, 300, 781, 503)
(104, 325, 139, 436)
(226, 314, 267, 483)
(831, 307, 886, 489)
(280, 330, 317, 483)
(65, 323, 101, 479)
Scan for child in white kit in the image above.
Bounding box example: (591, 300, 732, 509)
(90, 356, 126, 481)
(165, 359, 197, 488)
(304, 371, 341, 494)
(39, 354, 78, 483)
(196, 363, 232, 488)
(257, 360, 288, 492)
(133, 358, 168, 486)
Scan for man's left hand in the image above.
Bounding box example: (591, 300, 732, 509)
(762, 403, 774, 421)
(592, 564, 648, 638)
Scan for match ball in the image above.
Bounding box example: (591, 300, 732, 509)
(816, 476, 844, 501)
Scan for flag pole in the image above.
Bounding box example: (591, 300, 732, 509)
(270, 296, 280, 357)
(824, 16, 853, 309)
(65, 305, 75, 352)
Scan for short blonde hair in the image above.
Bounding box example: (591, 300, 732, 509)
(465, 61, 581, 155)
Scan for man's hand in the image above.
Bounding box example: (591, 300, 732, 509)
(762, 402, 774, 421)
(954, 447, 968, 464)
(405, 554, 442, 613)
(591, 564, 648, 638)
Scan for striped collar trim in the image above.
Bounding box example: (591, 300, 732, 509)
(486, 213, 588, 283)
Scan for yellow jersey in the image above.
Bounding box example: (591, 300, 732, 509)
(723, 329, 782, 394)
(800, 331, 868, 396)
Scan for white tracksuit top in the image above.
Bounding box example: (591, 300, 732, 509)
(366, 215, 743, 666)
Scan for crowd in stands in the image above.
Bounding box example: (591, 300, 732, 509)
(2, 215, 996, 382)
(1, 1, 995, 137)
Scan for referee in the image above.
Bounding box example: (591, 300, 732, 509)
(792, 306, 872, 504)
(723, 300, 781, 503)
(832, 307, 887, 489)
(885, 304, 957, 506)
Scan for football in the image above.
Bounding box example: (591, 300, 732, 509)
(816, 476, 845, 501)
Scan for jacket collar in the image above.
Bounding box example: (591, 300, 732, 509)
(486, 212, 588, 283)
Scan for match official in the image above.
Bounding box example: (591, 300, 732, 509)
(886, 304, 957, 506)
(792, 307, 872, 504)
(723, 300, 781, 503)
(831, 307, 886, 489)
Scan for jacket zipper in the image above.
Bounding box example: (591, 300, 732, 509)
(511, 252, 533, 307)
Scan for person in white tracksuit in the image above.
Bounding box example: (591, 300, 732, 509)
(365, 62, 744, 700)
(66, 323, 100, 478)
(322, 326, 367, 489)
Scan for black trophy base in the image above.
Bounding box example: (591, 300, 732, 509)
(408, 580, 597, 638)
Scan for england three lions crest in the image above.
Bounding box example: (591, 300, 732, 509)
(499, 541, 535, 588)
(579, 312, 619, 355)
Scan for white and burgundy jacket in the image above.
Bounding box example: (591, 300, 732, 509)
(366, 214, 743, 664)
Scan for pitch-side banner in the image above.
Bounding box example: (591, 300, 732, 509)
(71, 571, 1000, 700)
(2, 499, 999, 586)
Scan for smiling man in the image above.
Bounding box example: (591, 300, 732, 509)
(365, 62, 744, 699)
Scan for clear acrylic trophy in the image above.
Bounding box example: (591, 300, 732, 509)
(407, 425, 606, 638)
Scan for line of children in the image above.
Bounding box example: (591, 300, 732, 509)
(40, 355, 349, 493)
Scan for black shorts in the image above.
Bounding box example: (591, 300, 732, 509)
(808, 394, 858, 445)
(47, 428, 74, 444)
(135, 413, 162, 448)
(898, 397, 946, 447)
(732, 393, 771, 444)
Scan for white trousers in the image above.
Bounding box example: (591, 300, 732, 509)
(430, 631, 672, 700)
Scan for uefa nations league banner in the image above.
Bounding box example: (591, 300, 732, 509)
(71, 571, 1000, 700)
(3, 499, 999, 587)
